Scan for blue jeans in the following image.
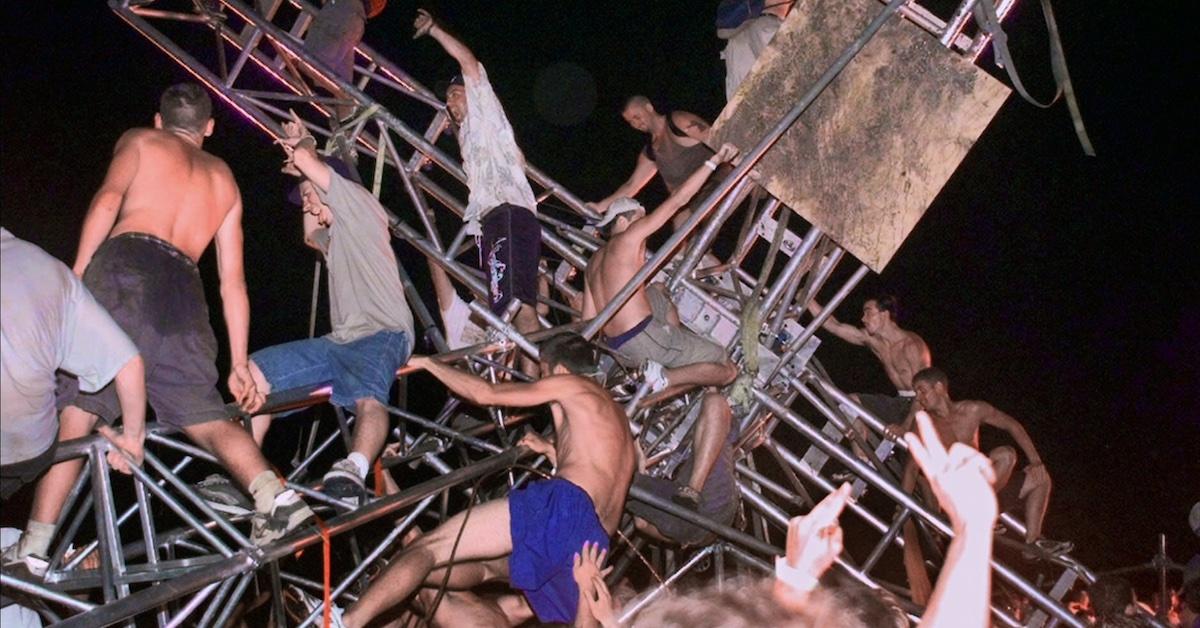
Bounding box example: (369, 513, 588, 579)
(251, 330, 409, 414)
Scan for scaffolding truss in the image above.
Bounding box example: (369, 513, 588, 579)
(0, 1, 1101, 626)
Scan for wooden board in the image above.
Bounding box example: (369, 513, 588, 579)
(712, 0, 1010, 272)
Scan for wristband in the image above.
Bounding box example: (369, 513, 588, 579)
(775, 556, 819, 593)
(703, 159, 718, 171)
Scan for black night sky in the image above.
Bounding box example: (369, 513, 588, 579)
(2, 0, 1196, 589)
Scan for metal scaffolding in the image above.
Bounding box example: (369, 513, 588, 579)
(0, 0, 1098, 626)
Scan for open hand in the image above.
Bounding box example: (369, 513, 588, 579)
(903, 411, 998, 531)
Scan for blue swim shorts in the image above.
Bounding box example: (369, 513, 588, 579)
(508, 477, 609, 624)
(250, 329, 409, 414)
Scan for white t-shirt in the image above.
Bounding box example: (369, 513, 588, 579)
(0, 528, 42, 627)
(0, 230, 138, 466)
(440, 292, 488, 351)
(459, 64, 538, 235)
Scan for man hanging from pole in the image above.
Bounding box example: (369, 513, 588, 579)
(195, 111, 415, 506)
(583, 144, 740, 520)
(414, 9, 543, 376)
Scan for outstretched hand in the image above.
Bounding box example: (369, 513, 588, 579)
(573, 541, 615, 627)
(413, 9, 435, 39)
(903, 411, 998, 531)
(786, 483, 851, 582)
(517, 430, 554, 457)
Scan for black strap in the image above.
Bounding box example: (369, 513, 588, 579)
(973, 0, 1095, 156)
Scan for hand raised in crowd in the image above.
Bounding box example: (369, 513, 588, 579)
(97, 424, 144, 475)
(412, 9, 436, 39)
(228, 363, 265, 415)
(276, 109, 316, 175)
(774, 482, 852, 608)
(573, 540, 616, 628)
(903, 411, 998, 532)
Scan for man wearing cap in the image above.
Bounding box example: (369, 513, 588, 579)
(413, 10, 542, 354)
(583, 144, 740, 516)
(196, 113, 414, 505)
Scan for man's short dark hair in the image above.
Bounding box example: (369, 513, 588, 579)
(159, 83, 213, 134)
(912, 366, 948, 389)
(869, 294, 900, 320)
(539, 333, 599, 376)
(1089, 576, 1135, 620)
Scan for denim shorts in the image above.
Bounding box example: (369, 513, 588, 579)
(251, 329, 409, 414)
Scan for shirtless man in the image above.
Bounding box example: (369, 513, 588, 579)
(583, 144, 739, 515)
(900, 366, 1055, 604)
(46, 84, 313, 546)
(338, 333, 636, 627)
(590, 97, 717, 230)
(808, 295, 931, 438)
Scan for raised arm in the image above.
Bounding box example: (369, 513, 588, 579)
(806, 300, 869, 345)
(414, 9, 480, 81)
(280, 110, 333, 192)
(410, 355, 578, 408)
(592, 151, 658, 212)
(75, 130, 141, 276)
(904, 412, 997, 628)
(625, 143, 738, 242)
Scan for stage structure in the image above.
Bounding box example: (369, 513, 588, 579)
(0, 0, 1105, 626)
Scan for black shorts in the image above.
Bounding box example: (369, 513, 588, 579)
(57, 233, 228, 429)
(480, 204, 542, 315)
(0, 440, 58, 500)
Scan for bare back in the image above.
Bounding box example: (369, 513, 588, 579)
(109, 128, 240, 261)
(548, 375, 637, 533)
(585, 234, 654, 337)
(866, 330, 931, 392)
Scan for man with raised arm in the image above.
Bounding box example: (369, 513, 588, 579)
(413, 9, 543, 353)
(589, 96, 718, 230)
(582, 145, 739, 516)
(1, 229, 146, 573)
(808, 294, 932, 435)
(195, 112, 414, 507)
(338, 333, 636, 627)
(900, 367, 1059, 604)
(34, 84, 313, 548)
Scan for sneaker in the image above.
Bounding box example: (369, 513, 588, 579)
(196, 474, 254, 516)
(671, 485, 702, 511)
(1, 547, 49, 579)
(642, 360, 669, 394)
(323, 458, 366, 499)
(287, 585, 347, 627)
(250, 490, 315, 546)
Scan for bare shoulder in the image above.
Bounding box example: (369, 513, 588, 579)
(956, 399, 995, 419)
(901, 330, 930, 351)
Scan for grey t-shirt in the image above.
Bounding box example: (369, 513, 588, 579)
(1, 228, 138, 465)
(315, 171, 414, 344)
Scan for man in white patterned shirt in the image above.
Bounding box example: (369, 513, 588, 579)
(414, 10, 542, 349)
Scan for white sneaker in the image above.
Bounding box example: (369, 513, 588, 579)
(643, 360, 669, 394)
(323, 458, 366, 499)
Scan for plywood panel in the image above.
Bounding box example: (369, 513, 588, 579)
(712, 0, 1010, 272)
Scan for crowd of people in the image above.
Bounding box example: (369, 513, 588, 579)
(2, 2, 1191, 627)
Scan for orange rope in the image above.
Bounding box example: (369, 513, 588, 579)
(374, 458, 385, 498)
